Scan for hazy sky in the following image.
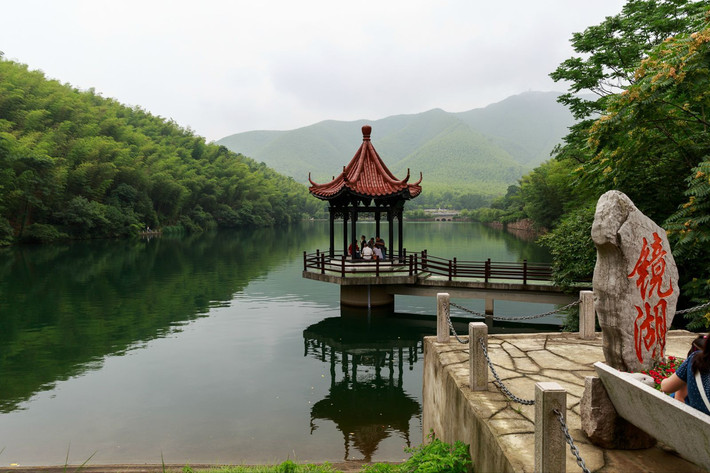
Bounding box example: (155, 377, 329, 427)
(1, 0, 627, 142)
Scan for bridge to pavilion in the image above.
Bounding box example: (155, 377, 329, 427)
(302, 249, 581, 309)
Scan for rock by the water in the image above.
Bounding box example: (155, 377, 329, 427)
(592, 190, 679, 372)
(581, 376, 656, 449)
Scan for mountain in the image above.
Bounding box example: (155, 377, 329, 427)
(216, 91, 575, 197)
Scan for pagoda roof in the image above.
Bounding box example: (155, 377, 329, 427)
(308, 125, 422, 201)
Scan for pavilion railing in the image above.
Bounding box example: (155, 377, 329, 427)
(303, 249, 554, 284)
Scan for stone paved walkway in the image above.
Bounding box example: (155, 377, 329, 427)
(429, 330, 707, 473)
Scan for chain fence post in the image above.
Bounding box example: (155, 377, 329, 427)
(579, 290, 595, 340)
(535, 382, 566, 473)
(437, 293, 450, 343)
(469, 322, 488, 391)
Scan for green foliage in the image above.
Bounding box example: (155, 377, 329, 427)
(550, 0, 708, 121)
(398, 432, 471, 473)
(361, 464, 398, 473)
(526, 0, 710, 301)
(20, 222, 68, 243)
(0, 57, 319, 243)
(538, 205, 596, 289)
(519, 159, 577, 229)
(361, 432, 472, 473)
(0, 217, 13, 245)
(179, 462, 340, 473)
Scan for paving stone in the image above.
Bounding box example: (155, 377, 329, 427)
(511, 356, 540, 374)
(500, 341, 526, 358)
(488, 418, 534, 435)
(424, 331, 701, 473)
(538, 368, 588, 386)
(488, 345, 515, 370)
(527, 349, 585, 371)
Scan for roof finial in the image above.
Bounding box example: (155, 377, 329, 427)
(362, 125, 372, 141)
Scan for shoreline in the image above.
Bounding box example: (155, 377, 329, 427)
(0, 461, 380, 473)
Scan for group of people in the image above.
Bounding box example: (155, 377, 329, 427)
(661, 333, 710, 416)
(348, 235, 387, 261)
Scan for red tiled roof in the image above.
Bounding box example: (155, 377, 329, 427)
(308, 125, 422, 200)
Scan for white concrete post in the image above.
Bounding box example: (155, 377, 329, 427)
(534, 382, 566, 473)
(436, 293, 450, 343)
(469, 322, 488, 391)
(579, 290, 595, 340)
(485, 297, 494, 315)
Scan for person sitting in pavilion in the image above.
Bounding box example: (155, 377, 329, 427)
(373, 242, 383, 261)
(376, 237, 387, 260)
(349, 240, 360, 259)
(361, 241, 374, 260)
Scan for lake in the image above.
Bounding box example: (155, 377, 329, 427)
(0, 221, 558, 466)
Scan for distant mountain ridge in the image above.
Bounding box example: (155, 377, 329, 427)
(216, 91, 575, 196)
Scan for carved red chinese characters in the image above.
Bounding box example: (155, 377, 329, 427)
(628, 233, 674, 363)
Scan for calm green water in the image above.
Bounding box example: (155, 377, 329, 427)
(0, 221, 555, 466)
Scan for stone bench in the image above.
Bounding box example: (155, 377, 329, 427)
(592, 361, 710, 470)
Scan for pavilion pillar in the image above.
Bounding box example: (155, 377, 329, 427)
(342, 211, 349, 256)
(350, 205, 358, 260)
(375, 209, 381, 240)
(329, 207, 335, 258)
(397, 209, 403, 262)
(388, 209, 395, 261)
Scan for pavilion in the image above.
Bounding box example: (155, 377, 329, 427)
(308, 124, 422, 260)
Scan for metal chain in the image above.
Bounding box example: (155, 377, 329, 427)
(676, 301, 710, 315)
(553, 408, 591, 473)
(445, 302, 469, 344)
(450, 299, 581, 321)
(479, 337, 535, 405)
(447, 301, 591, 472)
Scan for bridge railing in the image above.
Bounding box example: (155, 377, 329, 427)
(418, 250, 553, 284)
(303, 249, 554, 284)
(302, 250, 416, 277)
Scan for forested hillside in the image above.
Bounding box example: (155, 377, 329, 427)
(0, 56, 320, 245)
(216, 91, 575, 207)
(487, 0, 710, 327)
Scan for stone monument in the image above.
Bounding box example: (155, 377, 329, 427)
(591, 190, 679, 372)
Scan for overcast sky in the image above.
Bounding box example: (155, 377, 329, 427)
(1, 0, 627, 142)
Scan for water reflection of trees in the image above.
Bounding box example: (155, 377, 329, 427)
(0, 224, 322, 413)
(303, 312, 431, 461)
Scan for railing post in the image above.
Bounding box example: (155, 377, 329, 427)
(579, 290, 595, 340)
(534, 382, 566, 473)
(403, 248, 407, 264)
(437, 293, 450, 343)
(341, 255, 346, 277)
(523, 259, 528, 285)
(376, 258, 380, 277)
(485, 258, 491, 283)
(448, 259, 452, 281)
(414, 254, 419, 274)
(469, 322, 488, 391)
(408, 254, 413, 276)
(303, 251, 307, 271)
(320, 253, 325, 275)
(453, 257, 457, 278)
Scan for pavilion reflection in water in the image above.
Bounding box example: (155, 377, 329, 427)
(303, 308, 433, 461)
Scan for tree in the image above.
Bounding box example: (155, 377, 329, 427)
(539, 0, 710, 309)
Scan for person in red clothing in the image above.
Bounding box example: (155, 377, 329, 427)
(348, 240, 360, 259)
